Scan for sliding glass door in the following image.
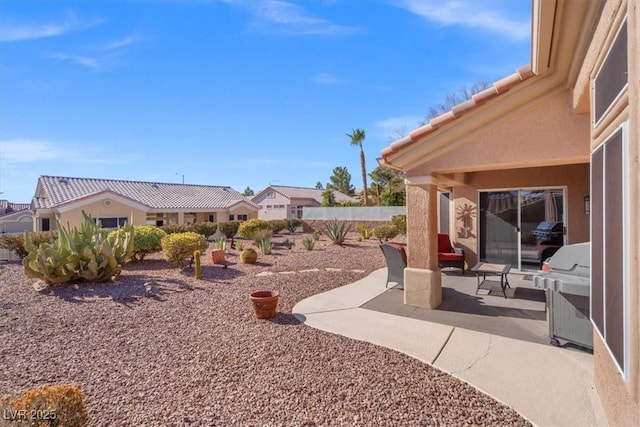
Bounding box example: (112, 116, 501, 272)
(479, 188, 565, 270)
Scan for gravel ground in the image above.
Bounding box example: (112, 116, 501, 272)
(0, 233, 531, 426)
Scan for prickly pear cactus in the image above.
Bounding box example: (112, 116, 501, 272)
(23, 211, 135, 285)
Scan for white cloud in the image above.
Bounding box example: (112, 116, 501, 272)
(396, 0, 529, 41)
(45, 52, 104, 70)
(231, 0, 361, 36)
(0, 139, 120, 165)
(0, 11, 103, 42)
(104, 34, 143, 51)
(311, 73, 345, 85)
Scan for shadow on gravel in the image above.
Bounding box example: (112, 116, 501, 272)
(268, 312, 303, 326)
(41, 275, 204, 307)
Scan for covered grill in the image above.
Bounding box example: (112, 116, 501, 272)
(534, 242, 592, 349)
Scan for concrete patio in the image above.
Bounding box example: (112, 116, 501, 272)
(293, 268, 608, 427)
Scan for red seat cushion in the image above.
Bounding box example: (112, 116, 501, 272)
(437, 233, 453, 253)
(439, 252, 463, 262)
(387, 242, 407, 262)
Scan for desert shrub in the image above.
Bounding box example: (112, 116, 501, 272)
(0, 383, 88, 427)
(0, 232, 56, 259)
(324, 218, 351, 245)
(391, 215, 407, 235)
(161, 232, 208, 268)
(109, 225, 166, 262)
(312, 230, 321, 241)
(217, 221, 241, 238)
(238, 219, 272, 239)
(159, 223, 193, 235)
(268, 220, 287, 234)
(356, 223, 373, 240)
(285, 218, 303, 233)
(23, 212, 134, 285)
(373, 224, 400, 242)
(302, 236, 315, 250)
(193, 222, 217, 238)
(251, 229, 273, 246)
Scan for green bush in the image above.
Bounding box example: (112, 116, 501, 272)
(373, 224, 400, 242)
(391, 215, 407, 235)
(159, 224, 193, 235)
(285, 218, 303, 233)
(268, 220, 287, 234)
(0, 231, 56, 258)
(109, 225, 166, 261)
(237, 219, 272, 239)
(217, 221, 241, 238)
(193, 222, 217, 238)
(161, 232, 208, 267)
(324, 218, 351, 245)
(23, 212, 134, 285)
(1, 383, 88, 427)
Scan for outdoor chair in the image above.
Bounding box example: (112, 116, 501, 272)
(380, 243, 407, 289)
(438, 233, 465, 274)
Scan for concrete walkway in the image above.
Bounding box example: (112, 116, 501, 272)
(292, 268, 608, 427)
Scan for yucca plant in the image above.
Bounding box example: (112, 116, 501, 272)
(23, 211, 134, 285)
(323, 218, 351, 245)
(213, 236, 229, 252)
(302, 236, 315, 251)
(258, 237, 273, 255)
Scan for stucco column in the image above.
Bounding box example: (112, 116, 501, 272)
(404, 176, 442, 309)
(177, 212, 185, 225)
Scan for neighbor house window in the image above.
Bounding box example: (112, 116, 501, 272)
(208, 214, 217, 222)
(41, 218, 50, 232)
(591, 122, 629, 379)
(267, 205, 273, 209)
(97, 217, 128, 228)
(228, 215, 234, 221)
(237, 214, 248, 221)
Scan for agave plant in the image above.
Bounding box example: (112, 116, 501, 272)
(323, 218, 351, 245)
(23, 211, 134, 285)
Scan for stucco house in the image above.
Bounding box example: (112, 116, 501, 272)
(252, 185, 357, 220)
(30, 176, 259, 231)
(0, 200, 33, 234)
(379, 0, 638, 424)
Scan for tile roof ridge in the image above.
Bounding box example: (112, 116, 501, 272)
(382, 64, 534, 159)
(41, 175, 232, 189)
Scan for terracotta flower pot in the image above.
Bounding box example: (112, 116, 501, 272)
(240, 248, 258, 264)
(211, 249, 225, 264)
(250, 290, 279, 319)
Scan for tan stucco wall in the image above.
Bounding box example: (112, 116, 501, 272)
(411, 90, 590, 175)
(58, 200, 147, 227)
(447, 164, 589, 268)
(592, 1, 640, 423)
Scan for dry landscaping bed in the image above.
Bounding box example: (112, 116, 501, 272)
(0, 233, 530, 426)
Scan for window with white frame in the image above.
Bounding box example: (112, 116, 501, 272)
(237, 214, 248, 221)
(96, 217, 128, 228)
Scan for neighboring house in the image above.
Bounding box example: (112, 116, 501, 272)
(379, 0, 638, 424)
(0, 200, 33, 233)
(31, 176, 259, 231)
(252, 185, 357, 220)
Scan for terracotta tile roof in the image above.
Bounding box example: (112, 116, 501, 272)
(35, 176, 259, 210)
(0, 200, 30, 216)
(381, 64, 535, 159)
(269, 185, 356, 204)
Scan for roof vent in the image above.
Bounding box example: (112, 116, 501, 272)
(57, 178, 69, 184)
(151, 184, 159, 189)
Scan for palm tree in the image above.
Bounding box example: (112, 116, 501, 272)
(347, 128, 368, 205)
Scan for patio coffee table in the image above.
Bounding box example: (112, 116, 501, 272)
(471, 262, 512, 298)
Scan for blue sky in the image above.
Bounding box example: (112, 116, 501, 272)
(0, 0, 531, 202)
